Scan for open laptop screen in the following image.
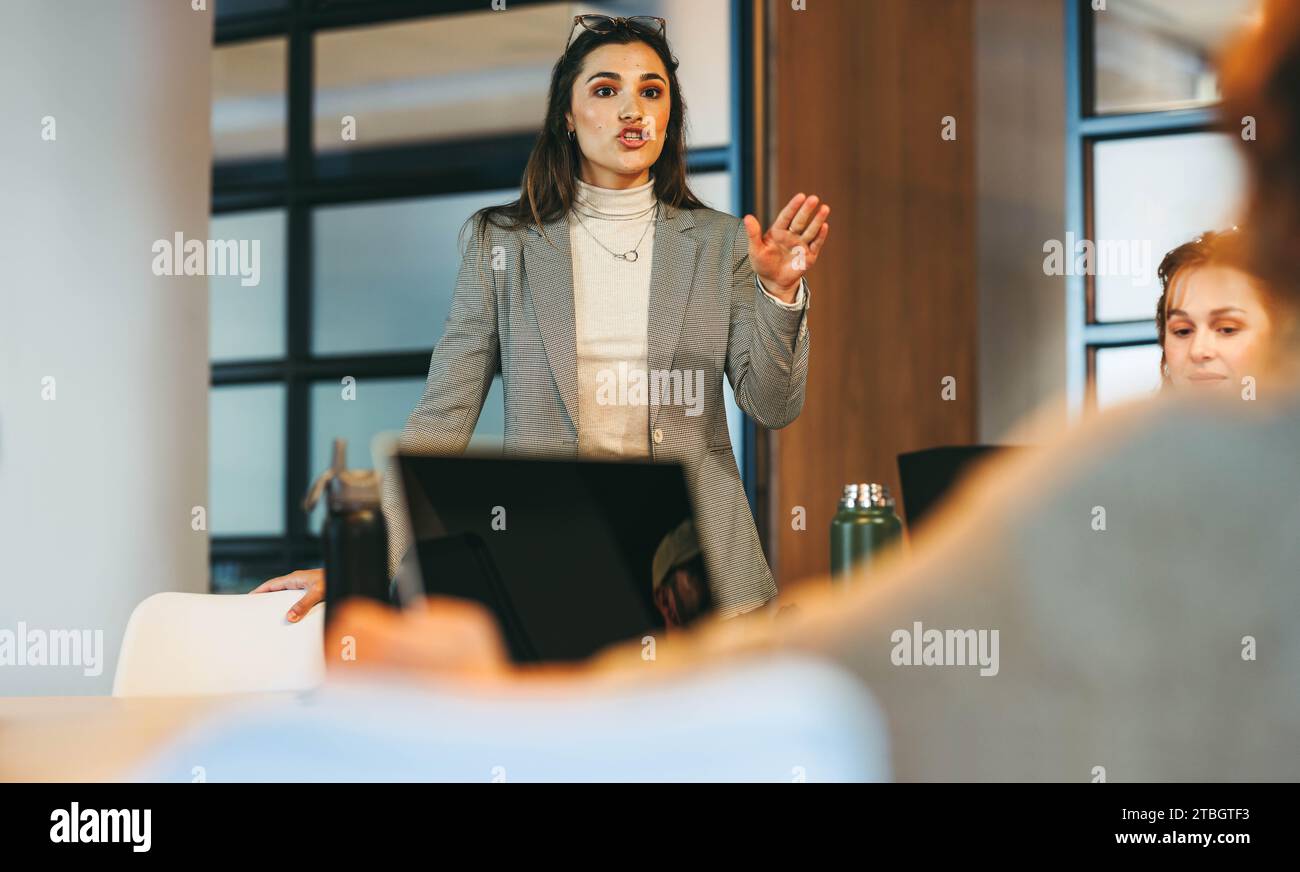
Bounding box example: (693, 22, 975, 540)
(397, 454, 714, 662)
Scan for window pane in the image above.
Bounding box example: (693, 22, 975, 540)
(313, 8, 567, 153)
(1091, 132, 1245, 323)
(210, 209, 286, 362)
(312, 1, 730, 152)
(307, 376, 504, 532)
(688, 170, 735, 213)
(1091, 0, 1260, 115)
(210, 383, 286, 535)
(211, 556, 294, 595)
(312, 188, 515, 355)
(1093, 344, 1163, 409)
(212, 37, 287, 163)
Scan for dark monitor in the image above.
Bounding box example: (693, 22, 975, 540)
(395, 453, 714, 663)
(897, 445, 1018, 530)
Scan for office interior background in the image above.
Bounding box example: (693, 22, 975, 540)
(0, 0, 1255, 695)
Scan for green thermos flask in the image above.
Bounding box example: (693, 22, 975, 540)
(830, 482, 903, 582)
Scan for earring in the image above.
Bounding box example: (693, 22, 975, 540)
(567, 129, 575, 141)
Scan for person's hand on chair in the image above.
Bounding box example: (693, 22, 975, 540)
(249, 568, 324, 623)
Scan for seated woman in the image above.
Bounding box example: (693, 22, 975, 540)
(1156, 229, 1292, 393)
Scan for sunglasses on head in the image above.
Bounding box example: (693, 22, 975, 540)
(563, 14, 668, 54)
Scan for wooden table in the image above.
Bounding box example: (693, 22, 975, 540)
(0, 695, 279, 782)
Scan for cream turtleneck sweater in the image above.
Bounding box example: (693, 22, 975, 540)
(569, 176, 658, 459)
(567, 174, 805, 459)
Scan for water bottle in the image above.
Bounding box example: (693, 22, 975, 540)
(303, 438, 391, 616)
(830, 482, 903, 583)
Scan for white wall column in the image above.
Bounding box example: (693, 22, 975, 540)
(0, 1, 213, 694)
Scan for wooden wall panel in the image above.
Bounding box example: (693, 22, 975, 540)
(760, 0, 978, 586)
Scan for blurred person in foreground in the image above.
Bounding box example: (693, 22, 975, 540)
(327, 1, 1300, 780)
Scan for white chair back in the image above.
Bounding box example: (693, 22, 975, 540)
(112, 591, 324, 697)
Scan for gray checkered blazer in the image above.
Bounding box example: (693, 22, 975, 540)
(380, 200, 811, 618)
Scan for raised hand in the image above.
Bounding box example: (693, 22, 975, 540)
(742, 193, 831, 303)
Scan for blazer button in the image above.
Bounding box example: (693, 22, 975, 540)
(652, 428, 663, 444)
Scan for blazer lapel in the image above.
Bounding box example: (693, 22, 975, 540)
(645, 202, 699, 429)
(524, 200, 700, 434)
(524, 214, 580, 431)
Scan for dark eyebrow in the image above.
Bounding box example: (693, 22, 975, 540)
(584, 71, 667, 85)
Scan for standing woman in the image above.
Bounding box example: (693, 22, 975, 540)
(255, 14, 831, 622)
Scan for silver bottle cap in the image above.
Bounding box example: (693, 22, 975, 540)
(855, 482, 894, 508)
(839, 483, 859, 508)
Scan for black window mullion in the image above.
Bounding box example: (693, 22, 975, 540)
(303, 0, 554, 33)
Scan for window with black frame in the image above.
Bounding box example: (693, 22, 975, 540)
(1066, 0, 1260, 412)
(207, 0, 750, 592)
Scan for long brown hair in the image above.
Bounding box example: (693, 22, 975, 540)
(462, 18, 707, 250)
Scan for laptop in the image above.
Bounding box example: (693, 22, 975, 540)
(395, 453, 714, 663)
(896, 445, 1019, 529)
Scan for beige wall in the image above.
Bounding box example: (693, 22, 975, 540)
(976, 0, 1069, 442)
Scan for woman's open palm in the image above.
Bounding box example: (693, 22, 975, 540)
(742, 193, 830, 297)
